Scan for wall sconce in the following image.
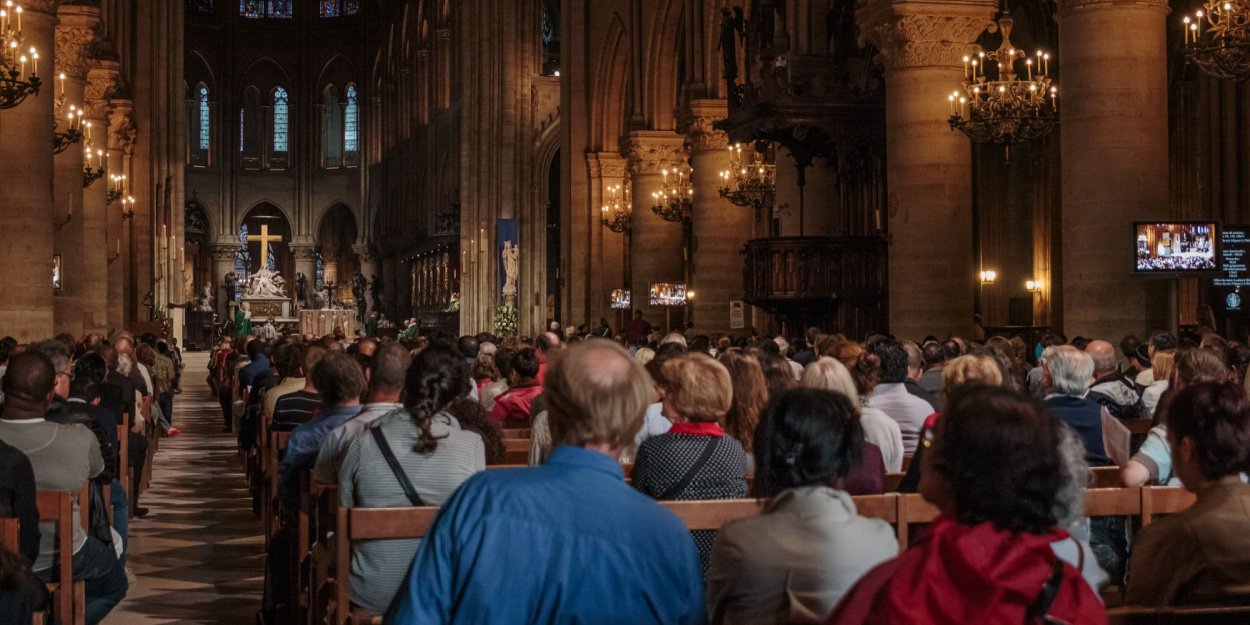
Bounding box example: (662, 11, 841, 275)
(979, 270, 997, 285)
(1026, 279, 1044, 293)
(686, 290, 697, 301)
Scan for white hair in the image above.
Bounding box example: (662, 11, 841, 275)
(1043, 345, 1094, 396)
(660, 333, 687, 348)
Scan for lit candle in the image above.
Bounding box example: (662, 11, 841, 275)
(963, 55, 970, 80)
(15, 5, 20, 32)
(116, 238, 120, 255)
(30, 48, 36, 76)
(58, 72, 64, 97)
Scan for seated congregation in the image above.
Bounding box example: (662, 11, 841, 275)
(0, 332, 182, 625)
(217, 322, 1250, 625)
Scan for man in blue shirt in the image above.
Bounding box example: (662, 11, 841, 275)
(386, 340, 704, 625)
(237, 338, 272, 395)
(277, 351, 365, 508)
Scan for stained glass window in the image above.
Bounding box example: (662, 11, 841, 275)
(343, 0, 359, 15)
(239, 107, 245, 153)
(240, 0, 262, 18)
(198, 86, 211, 151)
(315, 252, 325, 289)
(319, 0, 337, 17)
(235, 225, 251, 294)
(272, 87, 289, 153)
(320, 0, 358, 17)
(344, 84, 359, 154)
(269, 0, 294, 18)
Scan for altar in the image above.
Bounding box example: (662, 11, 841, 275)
(240, 296, 294, 321)
(299, 309, 356, 338)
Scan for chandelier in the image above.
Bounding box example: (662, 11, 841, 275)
(0, 1, 40, 110)
(1183, 2, 1250, 80)
(651, 165, 693, 223)
(947, 10, 1058, 156)
(600, 182, 631, 233)
(718, 143, 776, 211)
(52, 75, 83, 154)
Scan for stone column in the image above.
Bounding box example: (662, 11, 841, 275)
(0, 1, 57, 342)
(291, 243, 317, 309)
(1057, 0, 1170, 338)
(52, 7, 100, 337)
(858, 1, 997, 341)
(83, 64, 115, 334)
(209, 244, 237, 319)
(108, 102, 137, 328)
(681, 99, 752, 336)
(622, 131, 687, 329)
(591, 153, 628, 326)
(354, 243, 379, 315)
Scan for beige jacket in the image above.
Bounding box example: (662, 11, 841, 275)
(706, 485, 898, 625)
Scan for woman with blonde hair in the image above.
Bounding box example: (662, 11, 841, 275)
(1140, 350, 1174, 419)
(801, 358, 904, 472)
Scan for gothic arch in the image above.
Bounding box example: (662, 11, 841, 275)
(313, 200, 361, 240)
(315, 54, 356, 92)
(591, 13, 629, 149)
(238, 56, 292, 93)
(643, 0, 684, 130)
(238, 200, 293, 230)
(185, 49, 216, 95)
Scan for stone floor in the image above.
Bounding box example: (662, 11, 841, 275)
(104, 352, 264, 625)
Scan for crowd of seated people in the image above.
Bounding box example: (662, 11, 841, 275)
(0, 331, 181, 625)
(211, 318, 1250, 625)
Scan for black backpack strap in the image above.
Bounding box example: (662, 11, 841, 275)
(657, 437, 719, 500)
(1026, 558, 1067, 624)
(370, 427, 425, 506)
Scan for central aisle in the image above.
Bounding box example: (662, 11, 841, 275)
(105, 351, 265, 624)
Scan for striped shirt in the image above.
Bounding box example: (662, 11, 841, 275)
(338, 410, 485, 612)
(272, 390, 321, 429)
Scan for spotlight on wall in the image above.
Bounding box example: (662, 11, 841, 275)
(979, 270, 997, 285)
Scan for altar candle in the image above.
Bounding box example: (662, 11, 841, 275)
(116, 238, 120, 255)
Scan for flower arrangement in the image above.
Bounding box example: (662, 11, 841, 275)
(495, 302, 518, 336)
(447, 292, 461, 312)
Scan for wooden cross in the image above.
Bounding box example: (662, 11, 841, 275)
(246, 224, 283, 269)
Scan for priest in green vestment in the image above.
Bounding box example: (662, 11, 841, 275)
(234, 302, 252, 340)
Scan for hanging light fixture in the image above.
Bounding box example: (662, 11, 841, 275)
(600, 182, 631, 233)
(0, 1, 41, 110)
(718, 142, 776, 211)
(52, 74, 83, 153)
(651, 164, 693, 223)
(1183, 2, 1250, 80)
(947, 8, 1058, 158)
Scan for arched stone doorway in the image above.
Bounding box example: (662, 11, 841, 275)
(317, 203, 360, 307)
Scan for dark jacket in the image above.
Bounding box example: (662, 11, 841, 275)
(0, 440, 40, 564)
(1045, 395, 1113, 466)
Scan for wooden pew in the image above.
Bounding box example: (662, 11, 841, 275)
(500, 428, 531, 438)
(36, 491, 85, 625)
(1090, 466, 1125, 488)
(1140, 486, 1196, 527)
(334, 504, 440, 625)
(265, 430, 292, 541)
(900, 454, 914, 472)
(503, 448, 530, 464)
(884, 472, 904, 492)
(1122, 419, 1156, 436)
(501, 438, 530, 452)
(1109, 605, 1250, 625)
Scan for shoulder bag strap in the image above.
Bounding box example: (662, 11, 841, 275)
(657, 437, 719, 500)
(1025, 558, 1068, 625)
(370, 426, 425, 506)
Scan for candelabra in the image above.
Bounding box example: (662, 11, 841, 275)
(120, 195, 136, 219)
(600, 183, 632, 233)
(52, 75, 82, 153)
(0, 1, 40, 110)
(107, 174, 126, 204)
(947, 9, 1058, 156)
(1183, 1, 1250, 80)
(651, 165, 693, 223)
(82, 147, 105, 188)
(718, 143, 776, 211)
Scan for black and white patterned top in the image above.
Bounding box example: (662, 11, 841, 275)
(633, 433, 749, 572)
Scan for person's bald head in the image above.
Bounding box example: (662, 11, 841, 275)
(536, 331, 563, 362)
(544, 339, 651, 449)
(112, 334, 134, 355)
(2, 351, 56, 410)
(358, 338, 378, 358)
(1084, 340, 1118, 376)
(95, 345, 118, 368)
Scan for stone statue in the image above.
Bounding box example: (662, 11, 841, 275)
(296, 273, 308, 308)
(717, 6, 745, 83)
(351, 272, 367, 320)
(195, 286, 215, 312)
(370, 273, 383, 314)
(502, 240, 520, 299)
(317, 283, 335, 310)
(244, 267, 287, 298)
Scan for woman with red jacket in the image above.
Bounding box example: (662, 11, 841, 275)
(828, 385, 1107, 625)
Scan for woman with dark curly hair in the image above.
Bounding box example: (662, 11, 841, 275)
(707, 389, 897, 625)
(336, 345, 485, 612)
(1125, 381, 1250, 607)
(447, 396, 505, 465)
(828, 386, 1106, 625)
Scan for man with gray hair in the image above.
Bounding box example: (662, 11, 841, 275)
(1041, 345, 1112, 466)
(1084, 339, 1142, 420)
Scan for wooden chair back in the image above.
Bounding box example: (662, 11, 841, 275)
(500, 428, 531, 438)
(1141, 486, 1196, 527)
(884, 472, 905, 492)
(1090, 466, 1124, 488)
(501, 438, 530, 452)
(1122, 419, 1155, 435)
(334, 503, 440, 625)
(1109, 605, 1250, 624)
(502, 448, 529, 464)
(36, 490, 84, 625)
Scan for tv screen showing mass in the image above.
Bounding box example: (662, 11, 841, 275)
(1134, 222, 1217, 273)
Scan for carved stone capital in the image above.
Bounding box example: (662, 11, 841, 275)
(585, 154, 602, 179)
(55, 24, 99, 79)
(290, 244, 318, 262)
(352, 243, 376, 263)
(1055, 0, 1169, 17)
(857, 1, 997, 71)
(678, 99, 729, 153)
(84, 62, 120, 119)
(597, 152, 627, 179)
(209, 245, 239, 262)
(108, 105, 136, 154)
(621, 131, 687, 177)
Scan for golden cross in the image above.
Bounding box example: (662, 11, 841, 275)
(245, 224, 283, 269)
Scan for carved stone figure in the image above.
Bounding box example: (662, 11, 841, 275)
(244, 267, 287, 298)
(717, 7, 745, 83)
(351, 272, 367, 320)
(296, 273, 308, 308)
(223, 271, 238, 302)
(502, 240, 520, 299)
(195, 286, 215, 312)
(370, 273, 383, 314)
